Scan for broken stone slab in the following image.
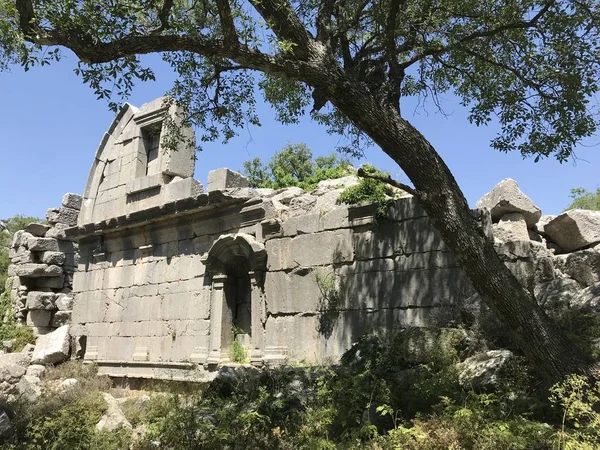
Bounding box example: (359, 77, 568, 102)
(458, 349, 514, 391)
(312, 175, 359, 196)
(14, 264, 62, 278)
(544, 210, 600, 252)
(96, 393, 132, 431)
(40, 251, 65, 265)
(26, 291, 57, 310)
(27, 237, 59, 252)
(31, 325, 70, 365)
(492, 213, 530, 242)
(207, 168, 249, 192)
(25, 223, 51, 237)
(62, 193, 83, 211)
(476, 178, 541, 227)
(46, 207, 79, 227)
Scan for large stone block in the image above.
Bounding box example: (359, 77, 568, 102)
(476, 178, 541, 227)
(41, 251, 66, 265)
(554, 249, 600, 287)
(26, 291, 57, 310)
(62, 193, 83, 210)
(544, 210, 600, 252)
(27, 237, 59, 252)
(290, 230, 354, 268)
(207, 168, 249, 192)
(25, 223, 50, 237)
(265, 268, 323, 314)
(15, 264, 62, 278)
(26, 310, 52, 327)
(46, 207, 79, 226)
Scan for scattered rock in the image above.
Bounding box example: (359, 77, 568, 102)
(62, 193, 83, 211)
(458, 350, 514, 391)
(96, 393, 132, 432)
(16, 375, 43, 402)
(535, 215, 556, 235)
(25, 364, 46, 378)
(59, 378, 79, 391)
(46, 207, 79, 227)
(544, 210, 600, 252)
(312, 175, 359, 196)
(476, 179, 541, 227)
(31, 325, 70, 365)
(0, 353, 30, 397)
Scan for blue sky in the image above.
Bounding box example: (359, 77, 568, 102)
(0, 51, 598, 220)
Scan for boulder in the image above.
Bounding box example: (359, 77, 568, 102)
(312, 175, 359, 196)
(27, 237, 59, 252)
(96, 393, 132, 431)
(16, 375, 43, 402)
(458, 349, 514, 390)
(476, 179, 541, 227)
(41, 251, 66, 265)
(59, 378, 79, 391)
(553, 249, 600, 287)
(535, 278, 581, 313)
(544, 210, 600, 252)
(25, 223, 50, 237)
(31, 325, 70, 364)
(492, 213, 530, 242)
(0, 353, 30, 396)
(62, 193, 83, 211)
(572, 282, 600, 313)
(25, 364, 46, 378)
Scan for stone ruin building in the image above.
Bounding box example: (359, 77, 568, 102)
(6, 97, 600, 381)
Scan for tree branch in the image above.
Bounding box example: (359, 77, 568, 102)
(398, 1, 554, 70)
(216, 0, 238, 47)
(385, 0, 404, 107)
(152, 0, 175, 33)
(248, 0, 314, 59)
(357, 167, 418, 197)
(316, 0, 336, 43)
(15, 0, 36, 38)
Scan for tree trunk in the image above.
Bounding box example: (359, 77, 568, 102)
(324, 74, 598, 382)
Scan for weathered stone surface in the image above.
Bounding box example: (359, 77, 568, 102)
(25, 223, 50, 237)
(45, 223, 69, 240)
(96, 393, 132, 431)
(553, 249, 600, 287)
(26, 310, 52, 327)
(459, 350, 514, 390)
(544, 210, 600, 252)
(62, 193, 83, 210)
(51, 311, 71, 327)
(25, 365, 46, 378)
(26, 291, 57, 310)
(312, 175, 359, 196)
(31, 325, 70, 364)
(15, 263, 62, 278)
(55, 293, 74, 311)
(492, 213, 530, 242)
(572, 282, 600, 312)
(535, 215, 556, 235)
(46, 207, 79, 226)
(535, 278, 581, 312)
(59, 378, 79, 391)
(0, 353, 30, 396)
(207, 168, 249, 192)
(27, 237, 59, 252)
(41, 251, 65, 265)
(476, 179, 541, 227)
(11, 230, 33, 249)
(271, 187, 304, 212)
(16, 375, 43, 402)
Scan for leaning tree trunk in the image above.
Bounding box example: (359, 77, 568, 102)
(324, 73, 598, 382)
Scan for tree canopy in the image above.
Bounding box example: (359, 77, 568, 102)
(1, 1, 598, 159)
(566, 187, 600, 211)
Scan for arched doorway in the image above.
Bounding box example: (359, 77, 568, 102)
(203, 234, 267, 365)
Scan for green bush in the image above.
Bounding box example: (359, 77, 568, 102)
(0, 286, 35, 352)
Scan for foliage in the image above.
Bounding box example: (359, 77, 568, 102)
(0, 364, 129, 450)
(337, 165, 398, 217)
(0, 286, 34, 352)
(230, 339, 249, 364)
(242, 144, 353, 191)
(565, 188, 600, 212)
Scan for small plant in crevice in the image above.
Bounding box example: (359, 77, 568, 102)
(315, 269, 341, 338)
(230, 325, 250, 363)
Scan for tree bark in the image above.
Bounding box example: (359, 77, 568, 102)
(321, 70, 598, 381)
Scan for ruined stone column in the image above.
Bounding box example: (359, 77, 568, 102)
(206, 273, 227, 365)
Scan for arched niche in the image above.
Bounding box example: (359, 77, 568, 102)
(203, 234, 267, 365)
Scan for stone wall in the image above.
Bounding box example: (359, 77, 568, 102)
(6, 194, 81, 336)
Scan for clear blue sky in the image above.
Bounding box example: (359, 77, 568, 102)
(0, 51, 598, 220)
